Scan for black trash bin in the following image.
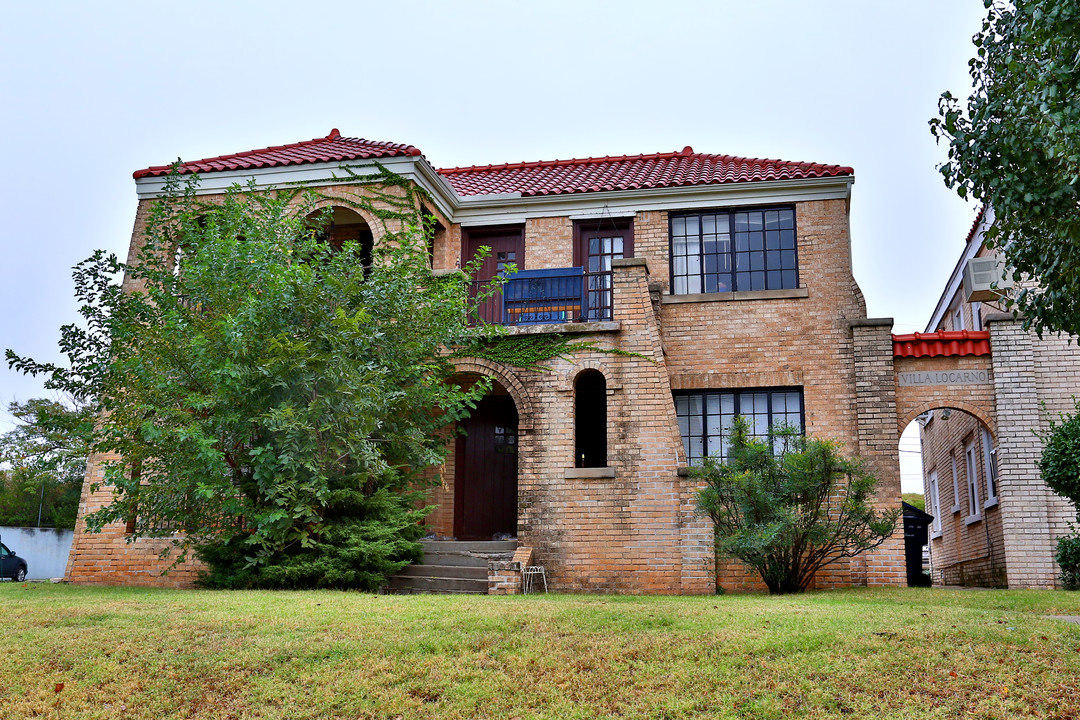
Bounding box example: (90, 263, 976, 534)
(902, 501, 933, 587)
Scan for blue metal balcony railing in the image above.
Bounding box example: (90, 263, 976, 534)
(469, 267, 614, 326)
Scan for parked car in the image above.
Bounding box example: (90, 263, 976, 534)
(0, 543, 28, 582)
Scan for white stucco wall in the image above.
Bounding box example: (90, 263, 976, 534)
(0, 526, 74, 580)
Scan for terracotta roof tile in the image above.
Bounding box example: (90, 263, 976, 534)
(134, 132, 854, 198)
(133, 129, 422, 179)
(892, 330, 991, 358)
(436, 145, 853, 197)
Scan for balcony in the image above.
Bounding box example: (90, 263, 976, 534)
(470, 267, 614, 326)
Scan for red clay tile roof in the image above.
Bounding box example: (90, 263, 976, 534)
(133, 129, 422, 179)
(134, 132, 854, 197)
(436, 146, 853, 197)
(892, 331, 991, 359)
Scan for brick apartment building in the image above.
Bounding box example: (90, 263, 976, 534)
(919, 208, 1080, 588)
(66, 129, 915, 593)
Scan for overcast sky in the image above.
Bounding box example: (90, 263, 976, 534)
(0, 1, 986, 490)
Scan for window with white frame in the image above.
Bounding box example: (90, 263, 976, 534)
(972, 301, 983, 331)
(674, 388, 803, 464)
(929, 470, 941, 533)
(950, 452, 961, 513)
(981, 427, 998, 502)
(952, 303, 966, 331)
(965, 440, 981, 518)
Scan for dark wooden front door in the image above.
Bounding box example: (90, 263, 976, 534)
(455, 395, 518, 539)
(465, 227, 525, 324)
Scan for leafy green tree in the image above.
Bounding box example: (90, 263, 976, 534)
(931, 0, 1080, 336)
(696, 417, 898, 595)
(0, 397, 92, 529)
(7, 174, 490, 589)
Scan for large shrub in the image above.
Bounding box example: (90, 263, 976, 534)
(696, 417, 898, 595)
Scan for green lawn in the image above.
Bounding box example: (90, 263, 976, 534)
(1, 584, 1078, 719)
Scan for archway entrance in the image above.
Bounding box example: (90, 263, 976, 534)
(899, 407, 1003, 588)
(454, 391, 518, 539)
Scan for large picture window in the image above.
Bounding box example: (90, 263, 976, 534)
(670, 207, 797, 294)
(674, 388, 803, 464)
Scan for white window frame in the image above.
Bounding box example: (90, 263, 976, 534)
(982, 427, 999, 507)
(952, 303, 966, 331)
(972, 301, 983, 331)
(964, 440, 981, 523)
(949, 453, 961, 514)
(929, 470, 942, 536)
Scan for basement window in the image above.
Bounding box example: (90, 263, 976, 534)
(575, 370, 607, 468)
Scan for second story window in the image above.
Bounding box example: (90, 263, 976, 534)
(670, 207, 797, 294)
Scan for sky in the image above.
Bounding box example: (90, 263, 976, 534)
(0, 1, 987, 491)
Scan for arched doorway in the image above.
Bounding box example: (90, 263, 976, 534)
(305, 206, 374, 271)
(454, 382, 519, 539)
(899, 406, 1003, 588)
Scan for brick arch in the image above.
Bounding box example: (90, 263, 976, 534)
(893, 353, 996, 440)
(897, 399, 996, 440)
(560, 359, 614, 393)
(299, 198, 384, 242)
(451, 358, 535, 432)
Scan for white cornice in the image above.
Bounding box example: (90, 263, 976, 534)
(134, 157, 461, 219)
(925, 207, 994, 332)
(452, 176, 854, 226)
(135, 161, 854, 227)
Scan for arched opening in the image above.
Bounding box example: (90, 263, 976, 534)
(306, 206, 374, 275)
(454, 379, 519, 540)
(899, 407, 1002, 588)
(575, 369, 607, 468)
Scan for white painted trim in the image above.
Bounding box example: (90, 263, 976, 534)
(454, 176, 853, 225)
(135, 156, 462, 220)
(964, 513, 983, 526)
(926, 207, 994, 332)
(135, 159, 854, 233)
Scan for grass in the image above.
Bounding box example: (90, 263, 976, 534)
(1, 585, 1078, 719)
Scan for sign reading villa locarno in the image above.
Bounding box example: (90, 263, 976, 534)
(897, 370, 990, 387)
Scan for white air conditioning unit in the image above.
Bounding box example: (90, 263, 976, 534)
(963, 256, 1013, 302)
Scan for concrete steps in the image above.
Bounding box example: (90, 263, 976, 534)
(386, 539, 517, 595)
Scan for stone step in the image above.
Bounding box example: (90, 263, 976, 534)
(386, 575, 488, 594)
(397, 564, 488, 580)
(421, 539, 517, 554)
(418, 553, 489, 569)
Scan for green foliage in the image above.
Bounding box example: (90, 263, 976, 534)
(1039, 401, 1080, 509)
(0, 398, 92, 529)
(695, 416, 899, 595)
(453, 333, 651, 372)
(6, 171, 490, 589)
(931, 0, 1080, 336)
(1056, 534, 1080, 590)
(902, 492, 926, 512)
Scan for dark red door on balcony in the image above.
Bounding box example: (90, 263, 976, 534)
(454, 395, 518, 539)
(465, 227, 524, 324)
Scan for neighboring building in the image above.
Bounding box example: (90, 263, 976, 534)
(66, 129, 914, 593)
(919, 208, 1080, 588)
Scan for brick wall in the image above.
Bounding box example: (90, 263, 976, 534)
(69, 181, 902, 594)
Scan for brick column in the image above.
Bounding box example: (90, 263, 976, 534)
(987, 315, 1059, 588)
(850, 318, 905, 586)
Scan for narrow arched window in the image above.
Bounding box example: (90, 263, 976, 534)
(575, 370, 607, 468)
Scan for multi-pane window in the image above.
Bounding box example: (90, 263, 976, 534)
(584, 233, 624, 320)
(965, 440, 981, 518)
(929, 470, 942, 533)
(981, 427, 998, 501)
(670, 207, 797, 294)
(674, 388, 803, 464)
